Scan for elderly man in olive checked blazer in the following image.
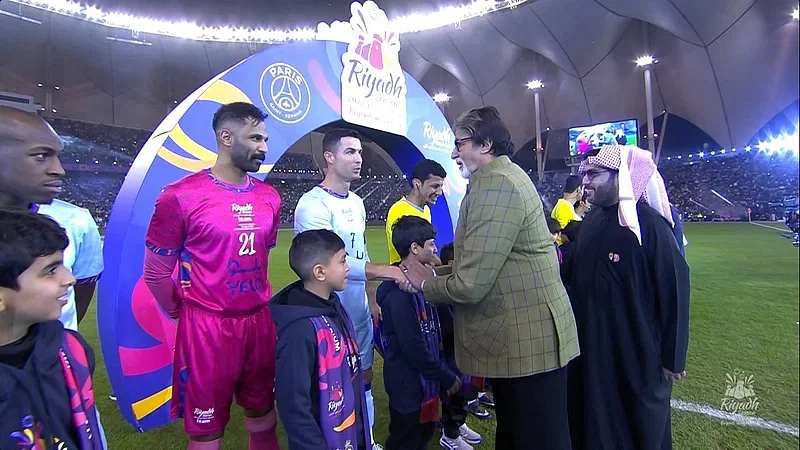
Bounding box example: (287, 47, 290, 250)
(402, 106, 580, 450)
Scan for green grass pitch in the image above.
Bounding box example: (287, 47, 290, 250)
(78, 223, 798, 449)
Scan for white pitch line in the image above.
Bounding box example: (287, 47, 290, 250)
(671, 399, 800, 437)
(749, 222, 791, 232)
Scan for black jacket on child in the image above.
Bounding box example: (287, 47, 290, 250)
(0, 321, 96, 450)
(269, 281, 367, 450)
(377, 280, 457, 415)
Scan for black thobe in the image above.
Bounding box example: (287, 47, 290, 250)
(564, 203, 690, 450)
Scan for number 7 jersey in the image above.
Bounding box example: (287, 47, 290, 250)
(145, 169, 281, 315)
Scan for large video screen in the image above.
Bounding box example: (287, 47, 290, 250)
(568, 118, 639, 156)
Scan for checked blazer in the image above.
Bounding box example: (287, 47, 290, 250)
(424, 156, 580, 378)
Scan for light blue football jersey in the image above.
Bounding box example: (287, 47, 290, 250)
(36, 200, 104, 332)
(294, 186, 374, 368)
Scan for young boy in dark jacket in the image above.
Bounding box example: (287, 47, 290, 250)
(269, 229, 371, 450)
(377, 216, 461, 450)
(0, 208, 105, 450)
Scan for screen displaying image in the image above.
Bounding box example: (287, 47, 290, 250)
(568, 118, 639, 156)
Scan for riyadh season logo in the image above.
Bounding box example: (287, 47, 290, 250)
(422, 121, 454, 154)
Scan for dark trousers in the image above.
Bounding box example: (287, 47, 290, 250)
(385, 408, 436, 450)
(490, 366, 572, 450)
(442, 394, 467, 439)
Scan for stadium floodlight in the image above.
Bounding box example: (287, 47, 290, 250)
(710, 151, 716, 155)
(793, 7, 799, 20)
(5, 0, 533, 43)
(720, 149, 726, 154)
(527, 79, 544, 90)
(698, 152, 705, 157)
(84, 5, 102, 21)
(635, 55, 657, 67)
(745, 145, 752, 152)
(433, 93, 450, 103)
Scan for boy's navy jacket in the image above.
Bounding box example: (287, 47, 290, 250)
(376, 280, 457, 415)
(268, 281, 366, 450)
(0, 321, 95, 450)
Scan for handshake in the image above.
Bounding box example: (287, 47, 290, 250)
(390, 260, 451, 293)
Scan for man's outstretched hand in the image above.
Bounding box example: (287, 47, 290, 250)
(378, 265, 419, 293)
(399, 259, 436, 292)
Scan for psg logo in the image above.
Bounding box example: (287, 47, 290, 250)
(259, 62, 311, 124)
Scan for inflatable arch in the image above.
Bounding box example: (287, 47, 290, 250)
(98, 3, 467, 432)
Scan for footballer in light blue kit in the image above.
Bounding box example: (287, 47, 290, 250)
(294, 129, 410, 450)
(0, 106, 107, 448)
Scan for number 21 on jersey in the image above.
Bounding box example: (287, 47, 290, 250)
(239, 232, 256, 256)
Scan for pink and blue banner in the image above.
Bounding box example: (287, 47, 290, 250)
(97, 37, 466, 431)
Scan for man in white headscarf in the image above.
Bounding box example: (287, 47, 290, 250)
(563, 144, 690, 450)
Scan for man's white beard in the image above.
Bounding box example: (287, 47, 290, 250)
(459, 164, 471, 179)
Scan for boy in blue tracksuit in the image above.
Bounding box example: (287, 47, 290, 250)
(0, 208, 105, 450)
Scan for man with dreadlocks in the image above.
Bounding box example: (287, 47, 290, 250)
(564, 144, 690, 450)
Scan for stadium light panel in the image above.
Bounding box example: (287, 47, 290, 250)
(5, 0, 532, 43)
(527, 79, 544, 90)
(433, 93, 450, 103)
(635, 55, 657, 67)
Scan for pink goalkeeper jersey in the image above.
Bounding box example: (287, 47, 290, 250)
(146, 169, 281, 315)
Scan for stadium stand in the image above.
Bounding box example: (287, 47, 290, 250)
(48, 118, 799, 229)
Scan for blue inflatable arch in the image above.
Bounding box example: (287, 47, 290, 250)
(97, 38, 467, 431)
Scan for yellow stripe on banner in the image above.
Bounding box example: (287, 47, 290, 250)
(157, 147, 214, 172)
(132, 386, 172, 420)
(198, 80, 252, 105)
(158, 146, 274, 174)
(170, 124, 218, 161)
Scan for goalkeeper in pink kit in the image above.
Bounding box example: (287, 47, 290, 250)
(144, 103, 281, 450)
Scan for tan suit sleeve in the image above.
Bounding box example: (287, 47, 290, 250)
(424, 176, 523, 305)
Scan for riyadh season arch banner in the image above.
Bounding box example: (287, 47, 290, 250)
(98, 1, 467, 431)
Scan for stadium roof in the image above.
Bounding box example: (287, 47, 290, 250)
(0, 0, 797, 153)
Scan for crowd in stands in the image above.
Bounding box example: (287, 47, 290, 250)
(47, 118, 800, 229)
(50, 117, 149, 163)
(659, 152, 799, 221)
